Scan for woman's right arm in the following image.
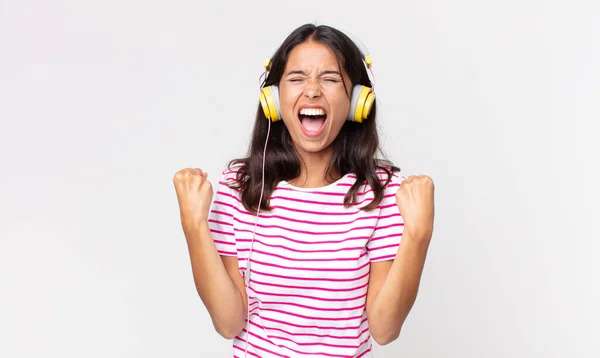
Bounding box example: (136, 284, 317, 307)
(174, 168, 247, 339)
(183, 222, 247, 339)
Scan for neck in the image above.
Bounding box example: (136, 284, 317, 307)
(289, 146, 340, 188)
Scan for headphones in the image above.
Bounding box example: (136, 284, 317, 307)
(258, 35, 375, 124)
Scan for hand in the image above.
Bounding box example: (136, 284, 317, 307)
(396, 175, 435, 242)
(173, 168, 214, 232)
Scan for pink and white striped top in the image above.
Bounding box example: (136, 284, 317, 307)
(208, 165, 405, 358)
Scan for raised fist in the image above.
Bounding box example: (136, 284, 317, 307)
(396, 175, 435, 241)
(173, 168, 214, 231)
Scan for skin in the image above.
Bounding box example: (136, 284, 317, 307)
(173, 169, 247, 339)
(173, 39, 435, 345)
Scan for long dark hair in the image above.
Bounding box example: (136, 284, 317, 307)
(228, 23, 400, 214)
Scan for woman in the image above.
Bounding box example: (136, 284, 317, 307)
(173, 23, 435, 358)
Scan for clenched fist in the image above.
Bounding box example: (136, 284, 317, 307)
(173, 168, 214, 232)
(396, 175, 435, 242)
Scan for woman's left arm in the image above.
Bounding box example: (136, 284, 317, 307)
(366, 175, 435, 345)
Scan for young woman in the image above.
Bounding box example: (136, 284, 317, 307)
(173, 23, 435, 358)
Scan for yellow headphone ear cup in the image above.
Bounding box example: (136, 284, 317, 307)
(259, 91, 270, 120)
(362, 91, 375, 119)
(259, 86, 281, 122)
(348, 85, 373, 123)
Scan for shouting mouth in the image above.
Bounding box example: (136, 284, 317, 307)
(298, 107, 327, 137)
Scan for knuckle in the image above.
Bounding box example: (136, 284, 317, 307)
(173, 170, 186, 180)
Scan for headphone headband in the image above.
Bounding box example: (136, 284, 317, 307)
(263, 28, 372, 72)
(342, 29, 372, 70)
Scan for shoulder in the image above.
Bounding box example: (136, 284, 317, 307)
(213, 163, 245, 201)
(375, 163, 405, 190)
(216, 162, 245, 187)
(221, 163, 242, 180)
(341, 164, 404, 196)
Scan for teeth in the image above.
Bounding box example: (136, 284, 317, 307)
(300, 108, 325, 116)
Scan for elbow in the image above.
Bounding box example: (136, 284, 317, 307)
(367, 307, 403, 346)
(217, 328, 240, 340)
(215, 322, 244, 340)
(213, 316, 245, 340)
(372, 328, 401, 346)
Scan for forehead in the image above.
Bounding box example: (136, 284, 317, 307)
(285, 41, 341, 70)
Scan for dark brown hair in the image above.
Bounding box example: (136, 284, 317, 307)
(228, 23, 400, 214)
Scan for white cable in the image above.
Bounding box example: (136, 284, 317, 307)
(244, 117, 270, 358)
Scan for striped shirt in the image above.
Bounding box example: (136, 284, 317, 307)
(208, 166, 405, 358)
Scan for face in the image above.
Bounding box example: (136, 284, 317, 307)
(278, 41, 352, 156)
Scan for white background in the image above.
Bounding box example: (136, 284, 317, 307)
(1, 0, 598, 357)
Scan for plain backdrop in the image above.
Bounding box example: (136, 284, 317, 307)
(1, 0, 598, 357)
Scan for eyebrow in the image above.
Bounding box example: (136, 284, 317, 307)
(285, 69, 342, 76)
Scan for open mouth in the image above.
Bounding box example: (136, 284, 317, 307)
(298, 107, 327, 136)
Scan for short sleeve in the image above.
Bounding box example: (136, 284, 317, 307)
(366, 172, 405, 262)
(207, 169, 239, 257)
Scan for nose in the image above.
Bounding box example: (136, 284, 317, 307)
(303, 79, 321, 99)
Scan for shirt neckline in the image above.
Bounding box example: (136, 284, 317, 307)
(279, 173, 353, 192)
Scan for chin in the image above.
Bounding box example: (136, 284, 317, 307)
(294, 137, 334, 154)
